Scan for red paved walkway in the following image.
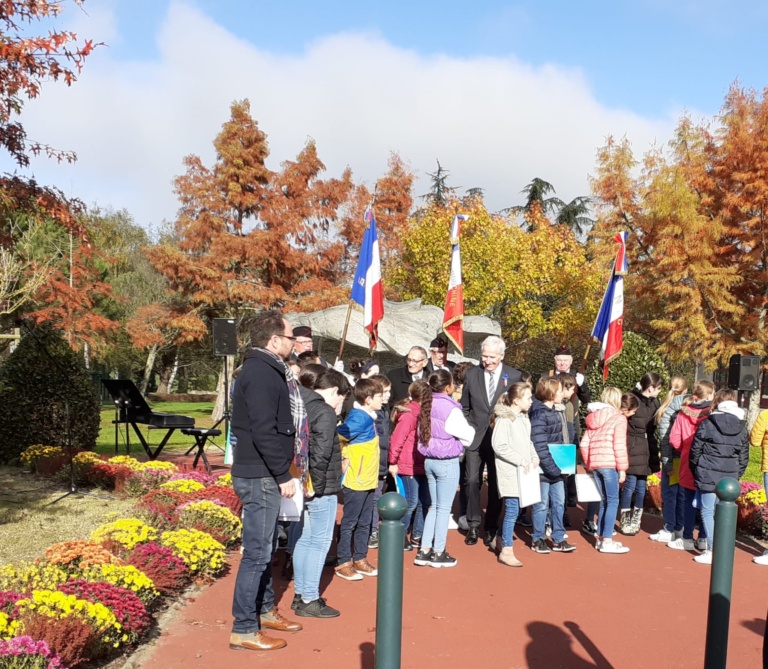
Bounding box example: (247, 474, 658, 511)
(137, 452, 767, 669)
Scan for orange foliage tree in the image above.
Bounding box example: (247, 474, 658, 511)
(589, 83, 768, 369)
(147, 100, 362, 341)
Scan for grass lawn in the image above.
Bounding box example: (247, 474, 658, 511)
(95, 401, 220, 458)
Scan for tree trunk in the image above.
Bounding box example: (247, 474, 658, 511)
(83, 342, 90, 370)
(211, 357, 233, 422)
(140, 344, 158, 396)
(156, 349, 176, 394)
(167, 349, 180, 393)
(747, 389, 762, 431)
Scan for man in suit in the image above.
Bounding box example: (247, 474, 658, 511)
(425, 335, 457, 374)
(387, 345, 429, 405)
(461, 335, 522, 546)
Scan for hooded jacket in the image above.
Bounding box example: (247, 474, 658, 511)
(579, 403, 629, 472)
(626, 388, 661, 476)
(529, 398, 563, 482)
(669, 401, 711, 490)
(388, 401, 426, 476)
(300, 386, 342, 497)
(690, 401, 748, 493)
(491, 403, 538, 498)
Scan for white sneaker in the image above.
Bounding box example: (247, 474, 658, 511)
(753, 550, 768, 565)
(694, 550, 712, 564)
(447, 515, 459, 530)
(667, 538, 695, 551)
(696, 538, 709, 551)
(595, 539, 603, 551)
(599, 540, 630, 554)
(649, 529, 674, 543)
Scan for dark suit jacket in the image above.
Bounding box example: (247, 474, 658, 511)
(426, 359, 457, 374)
(387, 366, 428, 406)
(461, 364, 522, 451)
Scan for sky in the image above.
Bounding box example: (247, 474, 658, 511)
(6, 0, 768, 233)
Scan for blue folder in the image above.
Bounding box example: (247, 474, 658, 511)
(546, 443, 577, 475)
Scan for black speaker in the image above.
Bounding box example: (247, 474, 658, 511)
(728, 354, 761, 391)
(212, 318, 237, 357)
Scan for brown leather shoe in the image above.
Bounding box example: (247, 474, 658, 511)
(353, 558, 378, 577)
(229, 631, 287, 651)
(259, 608, 303, 632)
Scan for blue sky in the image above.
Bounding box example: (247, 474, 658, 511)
(9, 0, 768, 230)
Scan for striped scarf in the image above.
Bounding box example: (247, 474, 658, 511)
(256, 348, 309, 486)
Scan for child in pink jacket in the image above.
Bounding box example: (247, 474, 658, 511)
(579, 387, 630, 554)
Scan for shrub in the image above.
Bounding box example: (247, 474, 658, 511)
(0, 611, 21, 639)
(185, 485, 242, 517)
(77, 564, 159, 608)
(160, 529, 226, 577)
(82, 462, 132, 490)
(58, 579, 150, 644)
(124, 468, 174, 497)
(124, 542, 189, 595)
(169, 470, 216, 487)
(135, 489, 187, 529)
(215, 472, 232, 487)
(107, 456, 143, 471)
(90, 519, 158, 551)
(15, 590, 122, 659)
(585, 331, 669, 403)
(0, 563, 69, 595)
(0, 323, 100, 463)
(0, 635, 66, 669)
(159, 479, 205, 494)
(177, 500, 242, 547)
(19, 445, 65, 470)
(0, 590, 22, 615)
(17, 607, 103, 667)
(43, 541, 121, 574)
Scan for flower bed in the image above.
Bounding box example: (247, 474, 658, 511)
(7, 449, 240, 667)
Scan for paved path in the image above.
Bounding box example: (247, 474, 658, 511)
(134, 455, 767, 669)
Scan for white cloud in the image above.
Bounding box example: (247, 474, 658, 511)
(15, 1, 681, 231)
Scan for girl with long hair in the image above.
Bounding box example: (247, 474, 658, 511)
(388, 380, 432, 550)
(580, 387, 630, 553)
(667, 380, 714, 551)
(413, 369, 475, 568)
(620, 372, 663, 535)
(649, 376, 690, 543)
(491, 382, 538, 567)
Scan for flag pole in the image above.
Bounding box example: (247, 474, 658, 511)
(337, 301, 354, 363)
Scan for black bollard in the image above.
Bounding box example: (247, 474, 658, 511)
(375, 491, 407, 669)
(704, 477, 740, 669)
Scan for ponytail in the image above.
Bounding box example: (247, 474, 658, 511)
(418, 370, 453, 445)
(655, 375, 689, 425)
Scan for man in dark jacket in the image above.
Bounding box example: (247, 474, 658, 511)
(460, 335, 522, 546)
(387, 346, 429, 405)
(425, 336, 457, 374)
(230, 310, 303, 651)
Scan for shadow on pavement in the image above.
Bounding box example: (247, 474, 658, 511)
(526, 621, 614, 668)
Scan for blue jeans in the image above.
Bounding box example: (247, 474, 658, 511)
(620, 474, 647, 510)
(763, 473, 768, 499)
(533, 479, 565, 543)
(338, 487, 374, 564)
(682, 486, 707, 541)
(423, 457, 460, 553)
(699, 491, 717, 551)
(293, 494, 338, 602)
(231, 476, 280, 633)
(401, 474, 430, 539)
(593, 469, 619, 539)
(370, 478, 386, 532)
(501, 497, 521, 547)
(661, 465, 685, 532)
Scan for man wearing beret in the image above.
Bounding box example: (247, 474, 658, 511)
(291, 325, 329, 368)
(425, 336, 457, 374)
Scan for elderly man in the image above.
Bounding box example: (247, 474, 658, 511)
(547, 344, 591, 439)
(460, 336, 522, 546)
(387, 345, 429, 405)
(292, 325, 329, 368)
(229, 310, 303, 651)
(425, 336, 457, 374)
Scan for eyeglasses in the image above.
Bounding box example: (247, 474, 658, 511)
(276, 334, 297, 341)
(406, 358, 426, 364)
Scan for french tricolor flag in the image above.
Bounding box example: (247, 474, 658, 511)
(591, 232, 628, 379)
(350, 206, 384, 350)
(442, 214, 468, 354)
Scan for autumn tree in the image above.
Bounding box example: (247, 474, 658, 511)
(391, 195, 602, 344)
(0, 1, 97, 329)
